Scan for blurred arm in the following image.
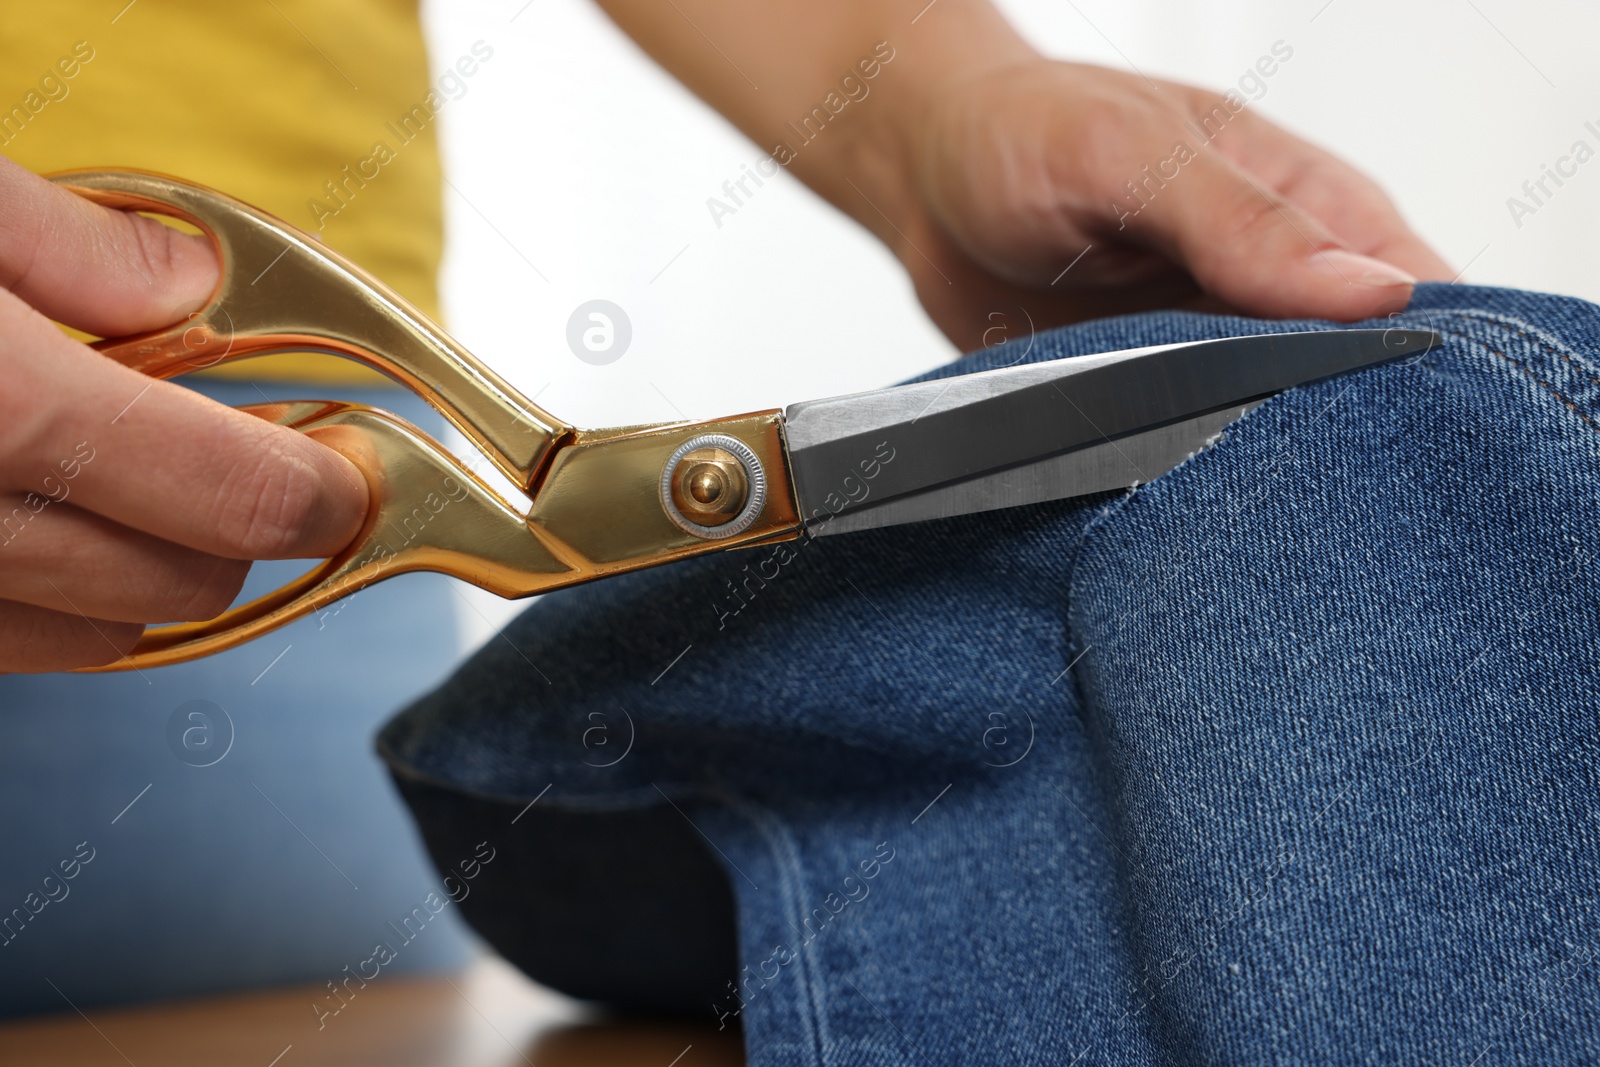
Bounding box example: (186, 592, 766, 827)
(591, 0, 1030, 242)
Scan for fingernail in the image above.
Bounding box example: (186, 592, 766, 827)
(1308, 249, 1416, 287)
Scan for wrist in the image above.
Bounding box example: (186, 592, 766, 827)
(792, 5, 1039, 255)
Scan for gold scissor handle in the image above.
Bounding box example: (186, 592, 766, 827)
(88, 400, 574, 670)
(54, 169, 802, 671)
(50, 168, 571, 489)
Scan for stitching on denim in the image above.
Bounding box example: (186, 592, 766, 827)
(719, 795, 831, 1067)
(1535, 331, 1600, 391)
(1483, 346, 1600, 433)
(1421, 308, 1600, 430)
(1441, 308, 1600, 389)
(1426, 311, 1600, 435)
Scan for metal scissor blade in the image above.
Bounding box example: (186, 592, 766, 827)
(785, 328, 1438, 527)
(810, 401, 1262, 535)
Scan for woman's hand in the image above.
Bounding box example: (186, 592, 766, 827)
(598, 0, 1452, 352)
(892, 59, 1454, 349)
(0, 157, 368, 672)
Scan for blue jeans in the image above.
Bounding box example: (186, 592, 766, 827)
(0, 381, 470, 1018)
(381, 283, 1600, 1064)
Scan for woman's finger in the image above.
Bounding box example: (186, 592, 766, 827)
(0, 497, 249, 623)
(0, 289, 369, 562)
(1119, 133, 1418, 322)
(0, 154, 218, 337)
(1193, 102, 1454, 281)
(0, 599, 142, 673)
(1271, 155, 1455, 282)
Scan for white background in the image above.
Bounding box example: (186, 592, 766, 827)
(420, 0, 1600, 645)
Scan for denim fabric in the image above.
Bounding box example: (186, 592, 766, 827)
(0, 382, 470, 1019)
(379, 283, 1600, 1065)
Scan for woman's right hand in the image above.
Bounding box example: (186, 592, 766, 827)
(0, 157, 369, 673)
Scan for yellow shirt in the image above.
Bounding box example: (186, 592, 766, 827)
(0, 0, 442, 383)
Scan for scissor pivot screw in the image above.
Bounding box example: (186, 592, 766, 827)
(672, 447, 748, 523)
(660, 434, 766, 539)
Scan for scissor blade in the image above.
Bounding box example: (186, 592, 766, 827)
(785, 328, 1438, 530)
(812, 401, 1263, 536)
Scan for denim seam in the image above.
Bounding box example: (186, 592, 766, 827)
(1427, 316, 1600, 434)
(1483, 345, 1600, 433)
(1442, 308, 1600, 389)
(383, 723, 936, 813)
(380, 749, 706, 813)
(1532, 331, 1600, 391)
(1407, 307, 1600, 431)
(719, 795, 831, 1067)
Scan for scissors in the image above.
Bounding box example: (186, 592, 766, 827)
(53, 170, 1438, 671)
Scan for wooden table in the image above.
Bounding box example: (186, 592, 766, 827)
(0, 955, 744, 1066)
